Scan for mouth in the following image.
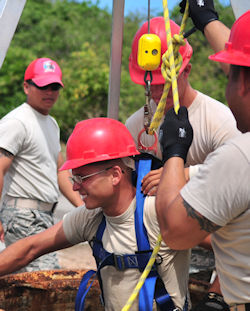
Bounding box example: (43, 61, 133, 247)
(43, 98, 55, 102)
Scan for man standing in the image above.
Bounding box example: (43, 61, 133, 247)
(156, 10, 250, 311)
(126, 16, 239, 310)
(126, 17, 240, 195)
(0, 58, 83, 271)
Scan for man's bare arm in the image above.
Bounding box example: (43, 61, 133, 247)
(183, 200, 221, 233)
(0, 221, 72, 276)
(204, 20, 230, 75)
(156, 158, 220, 250)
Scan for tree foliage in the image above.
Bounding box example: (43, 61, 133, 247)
(171, 0, 235, 105)
(0, 0, 235, 141)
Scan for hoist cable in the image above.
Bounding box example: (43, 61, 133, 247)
(147, 0, 150, 33)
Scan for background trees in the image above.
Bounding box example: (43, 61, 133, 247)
(0, 0, 235, 141)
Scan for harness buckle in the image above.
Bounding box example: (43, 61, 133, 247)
(113, 254, 126, 271)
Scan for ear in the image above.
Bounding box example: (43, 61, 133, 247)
(23, 81, 29, 95)
(182, 63, 192, 78)
(239, 68, 250, 97)
(111, 166, 123, 186)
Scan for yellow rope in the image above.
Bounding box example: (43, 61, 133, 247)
(148, 0, 189, 135)
(121, 234, 162, 311)
(121, 2, 190, 310)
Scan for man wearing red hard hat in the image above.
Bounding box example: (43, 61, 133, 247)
(126, 17, 240, 194)
(156, 6, 250, 311)
(0, 58, 83, 272)
(0, 118, 191, 310)
(126, 16, 240, 310)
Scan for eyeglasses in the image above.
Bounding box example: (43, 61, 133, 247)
(28, 80, 61, 91)
(69, 167, 113, 185)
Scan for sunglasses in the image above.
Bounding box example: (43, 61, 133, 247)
(28, 80, 62, 91)
(69, 167, 114, 185)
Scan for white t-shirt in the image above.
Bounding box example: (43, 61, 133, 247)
(63, 196, 190, 310)
(126, 91, 241, 274)
(125, 91, 240, 166)
(181, 133, 250, 305)
(0, 103, 60, 203)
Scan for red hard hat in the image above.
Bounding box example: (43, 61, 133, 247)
(209, 11, 250, 66)
(129, 17, 193, 85)
(60, 118, 140, 170)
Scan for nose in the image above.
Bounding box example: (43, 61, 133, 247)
(73, 182, 80, 192)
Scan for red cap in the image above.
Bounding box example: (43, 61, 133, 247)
(24, 58, 64, 87)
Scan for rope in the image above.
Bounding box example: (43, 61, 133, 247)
(121, 1, 190, 310)
(121, 233, 162, 311)
(148, 0, 190, 135)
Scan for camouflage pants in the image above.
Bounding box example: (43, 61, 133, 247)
(1, 203, 60, 273)
(189, 246, 215, 282)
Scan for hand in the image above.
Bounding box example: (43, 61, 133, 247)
(180, 0, 219, 32)
(0, 221, 4, 242)
(141, 167, 163, 196)
(159, 106, 193, 164)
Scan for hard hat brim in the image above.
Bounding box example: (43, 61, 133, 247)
(209, 49, 250, 67)
(60, 152, 140, 171)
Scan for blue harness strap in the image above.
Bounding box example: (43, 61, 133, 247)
(134, 159, 151, 249)
(135, 158, 157, 311)
(134, 158, 175, 311)
(75, 155, 188, 311)
(75, 270, 96, 311)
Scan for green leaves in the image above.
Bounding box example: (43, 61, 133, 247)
(0, 0, 235, 142)
(52, 42, 110, 141)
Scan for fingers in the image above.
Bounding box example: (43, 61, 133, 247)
(141, 168, 163, 195)
(178, 106, 188, 121)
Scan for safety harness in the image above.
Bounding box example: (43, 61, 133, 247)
(75, 154, 188, 311)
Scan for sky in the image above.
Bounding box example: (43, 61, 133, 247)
(87, 0, 231, 16)
(0, 0, 232, 18)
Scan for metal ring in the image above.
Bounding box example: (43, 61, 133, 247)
(137, 128, 158, 154)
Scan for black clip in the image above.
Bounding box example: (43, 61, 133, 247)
(144, 70, 153, 85)
(184, 26, 197, 38)
(113, 254, 126, 271)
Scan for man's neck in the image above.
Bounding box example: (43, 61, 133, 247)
(104, 184, 136, 217)
(180, 84, 197, 108)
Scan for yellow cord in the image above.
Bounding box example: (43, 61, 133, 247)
(121, 1, 190, 310)
(121, 234, 162, 311)
(148, 0, 189, 135)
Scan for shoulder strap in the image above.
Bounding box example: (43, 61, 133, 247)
(135, 157, 158, 311)
(135, 158, 152, 251)
(135, 155, 179, 311)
